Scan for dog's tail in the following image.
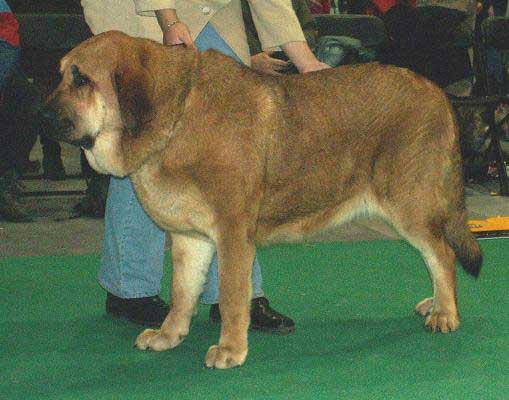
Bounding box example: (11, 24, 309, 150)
(444, 211, 482, 277)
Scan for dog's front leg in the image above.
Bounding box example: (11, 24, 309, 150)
(135, 234, 215, 351)
(205, 226, 255, 369)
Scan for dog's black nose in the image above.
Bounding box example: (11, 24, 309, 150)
(39, 107, 75, 140)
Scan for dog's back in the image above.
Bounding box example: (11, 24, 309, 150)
(255, 63, 481, 279)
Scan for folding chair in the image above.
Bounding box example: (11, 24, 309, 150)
(314, 14, 389, 53)
(470, 16, 509, 195)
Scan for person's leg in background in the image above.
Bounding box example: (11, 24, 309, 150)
(40, 135, 66, 180)
(484, 0, 509, 95)
(0, 106, 32, 222)
(20, 47, 67, 180)
(7, 70, 50, 176)
(0, 41, 32, 222)
(1, 65, 67, 180)
(98, 23, 294, 333)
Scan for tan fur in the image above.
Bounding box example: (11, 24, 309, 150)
(46, 31, 482, 369)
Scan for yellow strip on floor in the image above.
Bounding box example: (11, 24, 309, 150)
(468, 216, 509, 237)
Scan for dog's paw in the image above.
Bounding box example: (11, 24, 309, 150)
(425, 311, 460, 333)
(134, 328, 184, 351)
(415, 297, 434, 316)
(204, 345, 247, 369)
(416, 297, 459, 333)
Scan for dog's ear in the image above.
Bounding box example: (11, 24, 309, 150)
(60, 54, 71, 75)
(114, 59, 155, 131)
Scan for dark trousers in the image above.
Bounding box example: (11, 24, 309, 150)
(0, 69, 48, 175)
(0, 62, 66, 176)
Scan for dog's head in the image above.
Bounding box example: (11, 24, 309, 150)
(42, 31, 159, 174)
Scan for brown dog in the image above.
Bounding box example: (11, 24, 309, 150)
(44, 31, 482, 369)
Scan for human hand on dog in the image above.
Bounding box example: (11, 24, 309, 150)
(281, 41, 331, 74)
(298, 60, 331, 73)
(156, 9, 196, 49)
(250, 52, 290, 76)
(162, 21, 196, 49)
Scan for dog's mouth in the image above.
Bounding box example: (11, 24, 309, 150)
(44, 119, 95, 149)
(73, 135, 95, 150)
(48, 128, 95, 150)
(41, 105, 97, 150)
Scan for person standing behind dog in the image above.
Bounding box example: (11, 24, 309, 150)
(0, 0, 32, 222)
(80, 0, 329, 330)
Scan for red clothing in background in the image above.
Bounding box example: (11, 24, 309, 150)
(0, 0, 20, 47)
(309, 0, 331, 14)
(370, 0, 416, 14)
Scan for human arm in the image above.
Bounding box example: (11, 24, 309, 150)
(239, 0, 290, 75)
(154, 8, 195, 47)
(132, 1, 194, 47)
(250, 52, 291, 76)
(247, 0, 329, 73)
(281, 41, 329, 73)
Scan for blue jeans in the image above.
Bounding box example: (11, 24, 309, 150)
(98, 24, 264, 303)
(0, 41, 19, 91)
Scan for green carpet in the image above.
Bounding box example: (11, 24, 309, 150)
(1, 239, 508, 399)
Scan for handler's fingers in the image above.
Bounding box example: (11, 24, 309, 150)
(270, 58, 290, 68)
(265, 67, 283, 76)
(179, 30, 196, 49)
(163, 22, 196, 49)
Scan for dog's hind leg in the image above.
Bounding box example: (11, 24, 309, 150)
(388, 211, 460, 333)
(412, 237, 459, 333)
(135, 234, 215, 351)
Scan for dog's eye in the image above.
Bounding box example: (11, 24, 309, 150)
(71, 65, 90, 88)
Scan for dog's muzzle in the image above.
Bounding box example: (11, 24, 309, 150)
(40, 107, 95, 149)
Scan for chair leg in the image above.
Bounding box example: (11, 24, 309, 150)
(489, 106, 509, 195)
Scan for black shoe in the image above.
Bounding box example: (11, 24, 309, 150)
(0, 172, 32, 222)
(106, 292, 170, 327)
(209, 297, 295, 334)
(0, 191, 32, 222)
(42, 155, 66, 181)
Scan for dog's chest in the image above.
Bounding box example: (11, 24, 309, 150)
(130, 165, 215, 238)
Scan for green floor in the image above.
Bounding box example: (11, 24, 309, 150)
(1, 239, 508, 399)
